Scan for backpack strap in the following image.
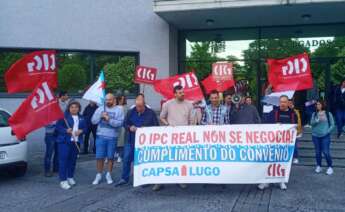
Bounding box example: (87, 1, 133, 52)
(290, 110, 295, 124)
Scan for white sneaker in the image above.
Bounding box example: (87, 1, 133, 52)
(292, 158, 299, 164)
(279, 182, 287, 190)
(92, 173, 102, 185)
(326, 167, 334, 175)
(60, 181, 71, 190)
(117, 157, 122, 163)
(257, 183, 269, 190)
(315, 166, 322, 173)
(67, 178, 76, 186)
(105, 172, 113, 184)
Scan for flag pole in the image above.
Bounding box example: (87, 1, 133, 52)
(63, 118, 81, 153)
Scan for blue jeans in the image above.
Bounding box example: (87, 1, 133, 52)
(95, 136, 117, 160)
(335, 109, 345, 135)
(58, 142, 79, 181)
(121, 141, 135, 182)
(312, 134, 332, 167)
(44, 134, 59, 173)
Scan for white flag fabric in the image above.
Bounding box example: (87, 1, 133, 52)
(262, 90, 295, 106)
(82, 71, 105, 105)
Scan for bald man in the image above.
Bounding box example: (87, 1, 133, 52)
(91, 93, 124, 185)
(115, 93, 159, 186)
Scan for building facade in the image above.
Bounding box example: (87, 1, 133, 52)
(1, 0, 345, 113)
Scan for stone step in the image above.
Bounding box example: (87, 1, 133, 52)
(295, 157, 345, 168)
(300, 134, 345, 142)
(298, 140, 345, 150)
(298, 149, 345, 159)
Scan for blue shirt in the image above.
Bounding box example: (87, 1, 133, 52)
(125, 106, 159, 144)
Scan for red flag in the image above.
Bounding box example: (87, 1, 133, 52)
(201, 74, 235, 94)
(5, 50, 58, 93)
(267, 53, 313, 92)
(212, 62, 234, 82)
(153, 72, 204, 101)
(9, 81, 64, 139)
(134, 65, 157, 84)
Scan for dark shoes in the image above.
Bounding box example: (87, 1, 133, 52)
(44, 172, 53, 177)
(114, 179, 129, 187)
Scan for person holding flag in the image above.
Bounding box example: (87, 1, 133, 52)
(84, 71, 125, 185)
(201, 90, 229, 125)
(91, 93, 124, 185)
(55, 101, 86, 190)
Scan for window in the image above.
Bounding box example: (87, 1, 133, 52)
(0, 110, 10, 127)
(0, 49, 139, 96)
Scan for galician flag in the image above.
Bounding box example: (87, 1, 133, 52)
(83, 71, 106, 105)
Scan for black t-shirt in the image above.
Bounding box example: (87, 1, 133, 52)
(274, 109, 297, 124)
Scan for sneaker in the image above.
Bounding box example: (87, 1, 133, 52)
(315, 166, 322, 173)
(257, 183, 269, 190)
(67, 178, 76, 186)
(304, 124, 311, 128)
(279, 182, 287, 190)
(60, 181, 71, 190)
(114, 179, 128, 187)
(105, 172, 113, 184)
(152, 184, 163, 191)
(117, 157, 122, 163)
(292, 158, 299, 164)
(92, 173, 102, 185)
(326, 167, 334, 175)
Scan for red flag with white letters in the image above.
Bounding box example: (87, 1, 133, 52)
(201, 74, 235, 94)
(153, 72, 204, 101)
(9, 81, 64, 139)
(5, 50, 58, 93)
(134, 65, 157, 84)
(212, 62, 234, 82)
(267, 53, 313, 92)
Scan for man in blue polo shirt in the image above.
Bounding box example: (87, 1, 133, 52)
(115, 93, 159, 186)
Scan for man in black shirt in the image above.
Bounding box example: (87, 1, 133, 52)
(258, 95, 297, 191)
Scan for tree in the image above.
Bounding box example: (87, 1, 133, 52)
(58, 64, 87, 92)
(243, 38, 309, 99)
(331, 48, 345, 84)
(0, 52, 24, 91)
(185, 42, 219, 80)
(312, 37, 345, 88)
(104, 56, 136, 93)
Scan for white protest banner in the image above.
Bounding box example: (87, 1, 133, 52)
(134, 124, 296, 187)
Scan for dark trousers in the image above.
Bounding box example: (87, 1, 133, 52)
(58, 142, 79, 181)
(293, 138, 299, 158)
(305, 104, 316, 125)
(335, 109, 345, 135)
(121, 141, 135, 182)
(84, 125, 97, 153)
(44, 134, 59, 173)
(312, 134, 333, 167)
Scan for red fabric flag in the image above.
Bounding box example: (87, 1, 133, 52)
(267, 53, 313, 92)
(134, 65, 157, 84)
(9, 81, 64, 139)
(212, 62, 234, 81)
(5, 50, 58, 93)
(201, 74, 235, 94)
(153, 72, 204, 101)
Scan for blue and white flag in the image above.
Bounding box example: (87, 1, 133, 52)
(82, 71, 106, 105)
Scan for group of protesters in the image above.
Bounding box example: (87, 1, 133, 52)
(42, 79, 345, 191)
